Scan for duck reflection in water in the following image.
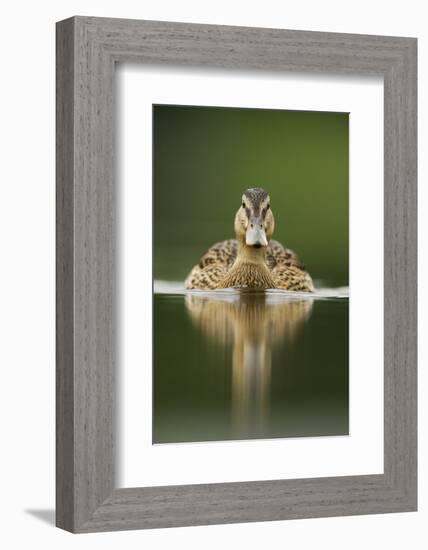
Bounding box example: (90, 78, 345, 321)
(185, 291, 313, 439)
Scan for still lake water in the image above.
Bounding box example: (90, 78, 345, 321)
(153, 283, 349, 444)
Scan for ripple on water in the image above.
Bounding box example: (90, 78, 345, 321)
(154, 280, 349, 301)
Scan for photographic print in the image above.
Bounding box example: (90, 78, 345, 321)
(55, 18, 417, 531)
(153, 104, 349, 444)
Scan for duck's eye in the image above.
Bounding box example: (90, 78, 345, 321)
(242, 202, 246, 209)
(266, 204, 270, 210)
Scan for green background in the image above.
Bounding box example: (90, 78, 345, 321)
(154, 105, 349, 287)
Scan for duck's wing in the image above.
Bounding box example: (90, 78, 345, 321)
(266, 239, 306, 270)
(267, 239, 314, 292)
(185, 239, 238, 289)
(270, 264, 314, 292)
(197, 239, 238, 269)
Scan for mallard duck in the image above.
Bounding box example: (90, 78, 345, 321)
(185, 188, 314, 291)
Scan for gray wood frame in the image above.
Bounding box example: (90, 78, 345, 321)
(56, 16, 417, 533)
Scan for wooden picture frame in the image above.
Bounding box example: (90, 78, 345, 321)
(56, 16, 417, 533)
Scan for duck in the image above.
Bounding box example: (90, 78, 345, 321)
(185, 187, 314, 292)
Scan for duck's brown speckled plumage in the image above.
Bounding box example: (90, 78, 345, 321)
(185, 188, 314, 292)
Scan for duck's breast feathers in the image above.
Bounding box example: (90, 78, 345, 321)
(266, 239, 306, 270)
(185, 238, 313, 291)
(198, 239, 238, 269)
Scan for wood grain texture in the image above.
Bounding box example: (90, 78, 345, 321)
(56, 18, 75, 532)
(56, 16, 417, 533)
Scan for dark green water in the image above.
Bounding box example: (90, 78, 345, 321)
(153, 292, 349, 444)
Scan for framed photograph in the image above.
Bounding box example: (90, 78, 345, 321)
(56, 16, 417, 532)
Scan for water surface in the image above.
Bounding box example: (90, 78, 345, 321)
(153, 283, 349, 444)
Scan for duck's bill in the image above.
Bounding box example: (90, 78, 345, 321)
(246, 224, 268, 247)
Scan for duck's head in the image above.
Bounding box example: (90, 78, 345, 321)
(234, 187, 275, 248)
